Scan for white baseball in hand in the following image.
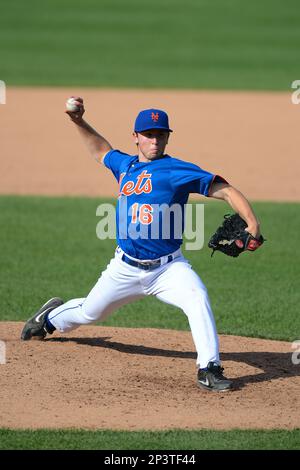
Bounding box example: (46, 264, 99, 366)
(66, 97, 79, 112)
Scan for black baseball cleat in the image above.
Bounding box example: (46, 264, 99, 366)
(21, 297, 63, 341)
(197, 362, 232, 392)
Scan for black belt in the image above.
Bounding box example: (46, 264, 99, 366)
(121, 253, 174, 271)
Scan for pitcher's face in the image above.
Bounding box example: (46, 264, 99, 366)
(133, 129, 169, 162)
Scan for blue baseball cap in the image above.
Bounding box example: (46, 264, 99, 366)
(134, 108, 173, 133)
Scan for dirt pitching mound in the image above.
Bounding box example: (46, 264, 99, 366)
(0, 322, 299, 430)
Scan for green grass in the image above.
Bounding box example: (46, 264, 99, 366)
(0, 195, 299, 341)
(0, 0, 300, 90)
(0, 428, 299, 450)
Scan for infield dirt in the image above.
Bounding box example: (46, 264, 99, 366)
(0, 88, 299, 201)
(1, 322, 299, 430)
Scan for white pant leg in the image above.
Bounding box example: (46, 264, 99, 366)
(48, 256, 145, 332)
(151, 257, 220, 369)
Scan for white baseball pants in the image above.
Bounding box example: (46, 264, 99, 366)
(48, 248, 220, 368)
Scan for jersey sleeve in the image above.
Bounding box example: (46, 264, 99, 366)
(103, 149, 133, 182)
(171, 159, 227, 197)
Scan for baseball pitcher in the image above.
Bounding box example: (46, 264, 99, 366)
(21, 98, 263, 391)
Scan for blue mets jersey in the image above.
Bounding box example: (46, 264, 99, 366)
(103, 150, 226, 260)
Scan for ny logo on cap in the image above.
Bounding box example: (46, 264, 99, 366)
(151, 112, 159, 122)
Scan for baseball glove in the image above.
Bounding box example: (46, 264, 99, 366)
(208, 213, 265, 257)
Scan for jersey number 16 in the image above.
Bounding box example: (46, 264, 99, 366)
(131, 203, 153, 225)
